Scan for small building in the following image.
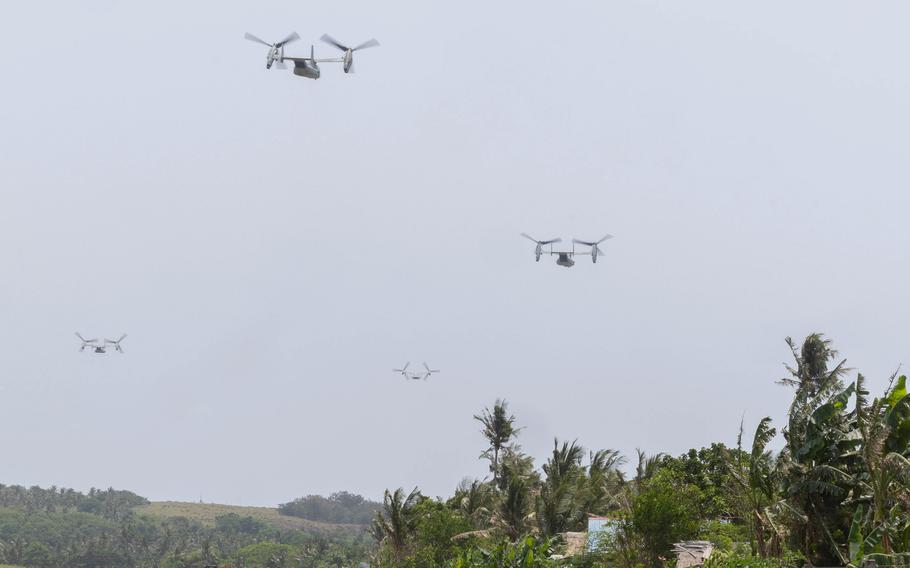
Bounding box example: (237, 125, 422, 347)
(587, 516, 620, 552)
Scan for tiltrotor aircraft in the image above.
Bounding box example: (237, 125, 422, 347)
(520, 233, 613, 267)
(244, 31, 379, 79)
(75, 333, 127, 354)
(393, 362, 440, 381)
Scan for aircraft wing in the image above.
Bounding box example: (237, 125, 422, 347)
(281, 57, 343, 63)
(542, 250, 589, 256)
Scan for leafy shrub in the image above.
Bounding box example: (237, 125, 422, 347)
(699, 521, 749, 553)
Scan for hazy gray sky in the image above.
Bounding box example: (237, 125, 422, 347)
(1, 1, 908, 507)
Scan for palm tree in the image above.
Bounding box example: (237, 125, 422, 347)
(537, 439, 585, 537)
(475, 400, 522, 486)
(774, 334, 861, 564)
(371, 487, 421, 560)
(581, 449, 627, 515)
(779, 333, 849, 406)
(453, 478, 494, 529)
(495, 472, 532, 542)
(730, 417, 781, 557)
(634, 449, 664, 493)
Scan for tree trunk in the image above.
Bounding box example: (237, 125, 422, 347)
(754, 510, 768, 558)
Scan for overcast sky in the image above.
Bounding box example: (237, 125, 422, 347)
(1, 1, 908, 507)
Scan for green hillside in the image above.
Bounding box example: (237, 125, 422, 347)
(136, 501, 367, 535)
(0, 486, 373, 567)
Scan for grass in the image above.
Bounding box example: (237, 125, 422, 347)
(135, 501, 366, 536)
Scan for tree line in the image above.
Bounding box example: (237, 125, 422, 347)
(3, 332, 907, 568)
(0, 485, 372, 567)
(369, 333, 910, 568)
(279, 491, 380, 525)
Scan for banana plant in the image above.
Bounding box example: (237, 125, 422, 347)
(884, 376, 910, 454)
(853, 374, 910, 554)
(846, 504, 910, 567)
(452, 536, 554, 568)
(847, 506, 886, 567)
(780, 379, 861, 565)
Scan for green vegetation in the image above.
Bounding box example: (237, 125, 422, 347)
(369, 334, 910, 568)
(137, 501, 364, 535)
(278, 491, 380, 525)
(4, 332, 909, 567)
(0, 487, 372, 567)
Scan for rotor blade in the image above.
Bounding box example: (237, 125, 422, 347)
(75, 332, 85, 341)
(403, 362, 410, 371)
(320, 34, 349, 51)
(520, 233, 539, 243)
(572, 238, 595, 246)
(244, 33, 272, 47)
(540, 238, 562, 245)
(595, 247, 605, 257)
(119, 333, 128, 342)
(117, 345, 125, 353)
(277, 31, 300, 46)
(597, 234, 614, 244)
(423, 362, 431, 372)
(353, 38, 379, 51)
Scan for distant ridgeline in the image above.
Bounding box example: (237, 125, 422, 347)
(0, 484, 372, 567)
(278, 491, 380, 524)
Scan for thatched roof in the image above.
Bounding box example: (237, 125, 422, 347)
(450, 529, 493, 541)
(673, 540, 715, 568)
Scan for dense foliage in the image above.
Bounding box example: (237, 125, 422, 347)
(4, 333, 909, 568)
(369, 334, 910, 568)
(278, 491, 380, 524)
(0, 485, 147, 519)
(0, 486, 372, 567)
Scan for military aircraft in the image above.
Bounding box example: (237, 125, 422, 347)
(520, 233, 613, 267)
(393, 362, 440, 381)
(75, 332, 127, 354)
(244, 31, 379, 79)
